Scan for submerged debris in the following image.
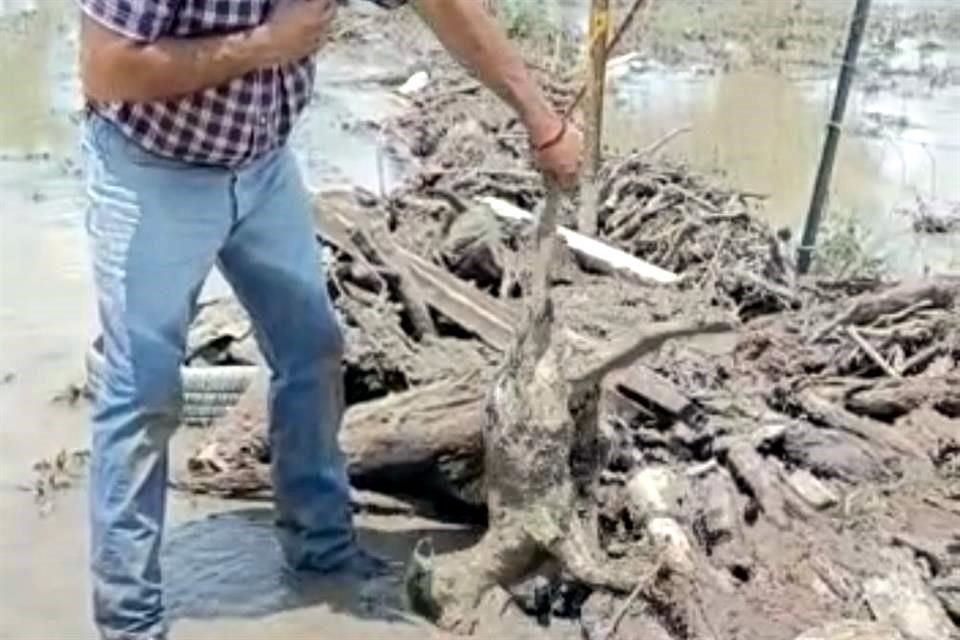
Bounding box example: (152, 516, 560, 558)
(897, 196, 960, 235)
(24, 449, 91, 515)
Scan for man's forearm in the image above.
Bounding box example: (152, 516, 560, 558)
(412, 0, 560, 143)
(81, 17, 270, 102)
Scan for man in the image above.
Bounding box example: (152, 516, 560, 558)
(78, 0, 581, 638)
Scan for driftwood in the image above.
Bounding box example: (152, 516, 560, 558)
(780, 423, 899, 483)
(793, 621, 905, 640)
(864, 559, 958, 640)
(845, 375, 960, 420)
(184, 374, 487, 504)
(796, 390, 931, 462)
(689, 467, 753, 573)
(845, 325, 900, 378)
(722, 440, 816, 528)
(184, 314, 727, 506)
(350, 218, 438, 339)
(811, 280, 958, 343)
(784, 469, 839, 510)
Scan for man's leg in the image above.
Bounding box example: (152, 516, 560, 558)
(83, 115, 233, 639)
(217, 147, 387, 576)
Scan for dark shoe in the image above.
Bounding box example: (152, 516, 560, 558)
(300, 546, 393, 580)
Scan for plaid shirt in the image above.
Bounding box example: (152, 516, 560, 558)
(79, 0, 316, 166)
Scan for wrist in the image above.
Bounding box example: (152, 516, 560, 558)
(524, 107, 563, 148)
(248, 24, 281, 66)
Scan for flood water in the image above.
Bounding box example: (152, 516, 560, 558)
(547, 0, 960, 274)
(0, 1, 957, 638)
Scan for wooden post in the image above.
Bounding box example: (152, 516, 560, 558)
(578, 0, 611, 237)
(796, 0, 872, 274)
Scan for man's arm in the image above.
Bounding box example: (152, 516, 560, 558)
(80, 0, 336, 103)
(412, 0, 561, 146)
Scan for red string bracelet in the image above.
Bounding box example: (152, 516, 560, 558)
(531, 118, 568, 153)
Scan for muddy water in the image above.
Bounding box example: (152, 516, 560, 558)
(545, 0, 960, 274)
(605, 66, 960, 274)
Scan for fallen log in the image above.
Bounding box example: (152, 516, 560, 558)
(793, 621, 905, 640)
(845, 375, 960, 420)
(349, 218, 437, 339)
(342, 374, 486, 503)
(184, 316, 728, 506)
(724, 441, 794, 528)
(811, 280, 958, 343)
(796, 390, 931, 462)
(864, 559, 957, 640)
(780, 422, 900, 483)
(183, 373, 488, 505)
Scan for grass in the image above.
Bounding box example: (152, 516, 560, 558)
(495, 0, 558, 39)
(809, 208, 888, 279)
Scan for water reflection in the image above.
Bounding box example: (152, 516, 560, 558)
(163, 508, 474, 623)
(604, 64, 960, 274)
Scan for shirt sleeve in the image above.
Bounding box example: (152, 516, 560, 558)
(77, 0, 177, 42)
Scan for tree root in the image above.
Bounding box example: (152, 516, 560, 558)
(404, 177, 731, 635)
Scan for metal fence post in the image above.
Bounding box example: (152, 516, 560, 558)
(796, 0, 873, 274)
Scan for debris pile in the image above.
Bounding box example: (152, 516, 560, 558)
(174, 67, 960, 640)
(897, 196, 960, 235)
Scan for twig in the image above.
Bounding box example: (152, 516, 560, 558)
(845, 325, 901, 378)
(600, 562, 661, 640)
(873, 299, 934, 326)
(665, 183, 720, 213)
(898, 341, 946, 375)
(734, 269, 800, 307)
(640, 125, 692, 157)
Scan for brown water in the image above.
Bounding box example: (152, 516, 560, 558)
(1, 1, 958, 638)
(547, 0, 960, 274)
(604, 66, 960, 274)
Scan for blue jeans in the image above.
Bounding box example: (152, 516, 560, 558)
(83, 114, 355, 639)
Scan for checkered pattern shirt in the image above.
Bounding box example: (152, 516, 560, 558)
(79, 0, 316, 166)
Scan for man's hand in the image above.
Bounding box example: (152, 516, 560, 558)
(529, 115, 583, 189)
(257, 0, 338, 66)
